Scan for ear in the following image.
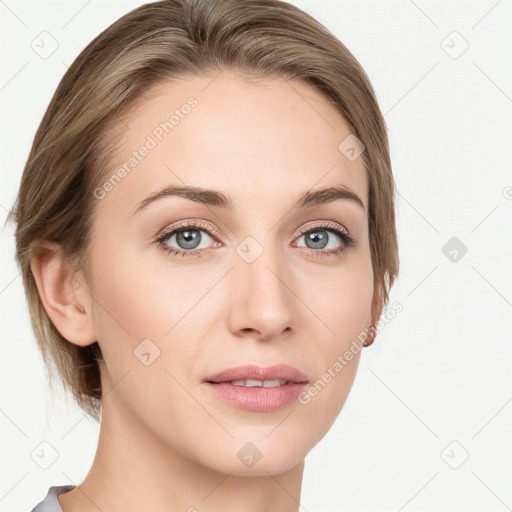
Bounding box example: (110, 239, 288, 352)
(30, 242, 97, 347)
(370, 289, 384, 329)
(362, 288, 384, 347)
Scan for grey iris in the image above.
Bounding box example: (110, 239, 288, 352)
(305, 230, 328, 249)
(177, 230, 201, 249)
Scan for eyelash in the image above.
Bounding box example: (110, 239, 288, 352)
(155, 219, 356, 260)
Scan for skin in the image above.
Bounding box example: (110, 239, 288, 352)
(31, 70, 378, 512)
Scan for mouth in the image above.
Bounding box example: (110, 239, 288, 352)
(202, 364, 309, 412)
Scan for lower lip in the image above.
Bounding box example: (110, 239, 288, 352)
(203, 381, 308, 412)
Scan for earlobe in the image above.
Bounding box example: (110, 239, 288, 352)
(30, 242, 97, 347)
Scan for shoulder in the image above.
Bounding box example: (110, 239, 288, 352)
(30, 485, 76, 512)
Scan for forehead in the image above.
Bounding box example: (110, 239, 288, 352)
(96, 71, 368, 216)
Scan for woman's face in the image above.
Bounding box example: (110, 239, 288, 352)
(84, 71, 374, 475)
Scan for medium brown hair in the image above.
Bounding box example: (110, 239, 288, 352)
(8, 0, 399, 421)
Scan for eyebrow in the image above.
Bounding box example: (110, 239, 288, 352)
(131, 183, 366, 216)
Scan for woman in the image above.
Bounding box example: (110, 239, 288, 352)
(9, 0, 399, 510)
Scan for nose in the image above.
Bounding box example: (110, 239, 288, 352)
(226, 240, 297, 342)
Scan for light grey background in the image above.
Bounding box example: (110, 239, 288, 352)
(1, 1, 511, 511)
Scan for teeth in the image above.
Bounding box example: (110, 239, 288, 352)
(230, 379, 288, 387)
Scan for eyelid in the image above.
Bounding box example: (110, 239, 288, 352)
(296, 219, 350, 237)
(156, 218, 351, 243)
(155, 218, 222, 242)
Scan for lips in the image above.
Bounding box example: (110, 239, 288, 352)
(204, 363, 308, 384)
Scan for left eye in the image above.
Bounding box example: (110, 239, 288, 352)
(295, 228, 343, 250)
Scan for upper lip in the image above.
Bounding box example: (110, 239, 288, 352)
(204, 364, 309, 384)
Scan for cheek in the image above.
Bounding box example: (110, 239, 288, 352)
(295, 258, 373, 430)
(302, 254, 374, 339)
(89, 240, 203, 342)
(87, 240, 221, 388)
(87, 246, 211, 434)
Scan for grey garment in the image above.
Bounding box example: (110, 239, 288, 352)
(30, 485, 76, 512)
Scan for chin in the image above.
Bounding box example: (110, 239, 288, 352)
(189, 432, 310, 477)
